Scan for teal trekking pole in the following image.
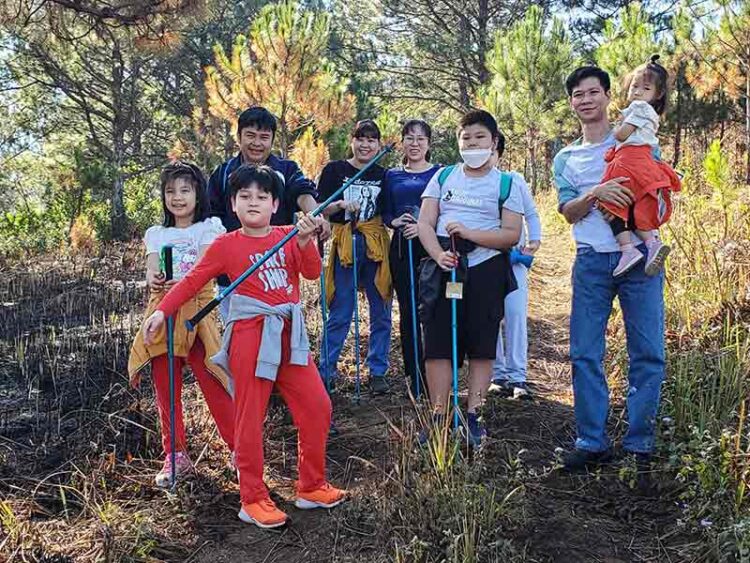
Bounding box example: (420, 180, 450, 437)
(406, 231, 422, 399)
(162, 245, 177, 489)
(185, 144, 395, 330)
(449, 235, 460, 430)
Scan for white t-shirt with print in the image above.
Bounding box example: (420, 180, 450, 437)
(144, 217, 226, 280)
(618, 100, 659, 148)
(422, 165, 524, 267)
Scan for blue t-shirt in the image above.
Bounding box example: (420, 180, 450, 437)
(382, 165, 441, 227)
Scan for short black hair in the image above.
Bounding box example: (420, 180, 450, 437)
(351, 119, 381, 139)
(458, 110, 504, 154)
(565, 65, 611, 96)
(229, 164, 282, 201)
(237, 106, 277, 138)
(159, 161, 210, 227)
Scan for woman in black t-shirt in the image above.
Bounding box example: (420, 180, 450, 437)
(318, 120, 392, 395)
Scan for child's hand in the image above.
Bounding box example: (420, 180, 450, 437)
(296, 213, 319, 247)
(523, 240, 541, 255)
(436, 250, 459, 271)
(142, 310, 165, 345)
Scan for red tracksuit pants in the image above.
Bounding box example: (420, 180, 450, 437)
(229, 320, 332, 505)
(151, 338, 235, 455)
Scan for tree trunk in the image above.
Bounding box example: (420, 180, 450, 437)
(111, 171, 128, 241)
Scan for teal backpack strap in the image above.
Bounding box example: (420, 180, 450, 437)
(437, 165, 455, 187)
(498, 171, 513, 225)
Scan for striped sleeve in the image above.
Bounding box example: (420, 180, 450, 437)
(553, 150, 578, 212)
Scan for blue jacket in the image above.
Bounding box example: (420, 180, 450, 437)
(207, 153, 317, 232)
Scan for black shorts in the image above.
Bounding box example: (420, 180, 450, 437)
(422, 253, 513, 365)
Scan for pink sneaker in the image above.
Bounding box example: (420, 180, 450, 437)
(645, 241, 671, 276)
(613, 246, 643, 277)
(155, 451, 192, 488)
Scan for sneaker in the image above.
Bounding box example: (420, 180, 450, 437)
(561, 448, 613, 472)
(155, 451, 192, 488)
(465, 412, 487, 449)
(488, 379, 512, 397)
(238, 499, 289, 529)
(370, 375, 390, 395)
(509, 382, 532, 400)
(644, 241, 670, 276)
(295, 483, 346, 509)
(418, 413, 447, 446)
(613, 246, 643, 277)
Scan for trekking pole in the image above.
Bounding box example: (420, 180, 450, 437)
(449, 235, 460, 430)
(162, 246, 177, 490)
(185, 143, 395, 330)
(406, 234, 421, 399)
(318, 236, 331, 393)
(351, 218, 361, 404)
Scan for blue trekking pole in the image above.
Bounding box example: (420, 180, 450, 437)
(318, 236, 331, 393)
(162, 246, 177, 490)
(449, 235, 460, 430)
(185, 143, 394, 330)
(406, 235, 421, 399)
(351, 218, 361, 404)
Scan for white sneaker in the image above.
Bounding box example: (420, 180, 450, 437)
(155, 451, 192, 488)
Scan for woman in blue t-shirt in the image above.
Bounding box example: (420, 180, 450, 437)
(382, 120, 440, 396)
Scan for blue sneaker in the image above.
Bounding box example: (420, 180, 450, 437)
(466, 412, 487, 449)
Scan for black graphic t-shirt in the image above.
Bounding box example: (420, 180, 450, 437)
(318, 160, 386, 224)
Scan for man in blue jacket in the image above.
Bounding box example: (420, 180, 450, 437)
(208, 106, 330, 319)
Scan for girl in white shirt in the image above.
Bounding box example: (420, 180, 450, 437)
(596, 55, 681, 278)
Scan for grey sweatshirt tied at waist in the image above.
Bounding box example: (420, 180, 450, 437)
(211, 294, 310, 393)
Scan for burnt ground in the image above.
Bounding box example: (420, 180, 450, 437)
(0, 232, 704, 562)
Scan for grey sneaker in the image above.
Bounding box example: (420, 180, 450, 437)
(370, 375, 390, 395)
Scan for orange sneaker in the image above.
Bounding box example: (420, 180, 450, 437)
(238, 499, 289, 529)
(295, 483, 347, 509)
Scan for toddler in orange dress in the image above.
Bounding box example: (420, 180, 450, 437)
(597, 55, 681, 277)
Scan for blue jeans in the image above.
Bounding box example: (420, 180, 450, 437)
(320, 234, 392, 380)
(570, 245, 665, 454)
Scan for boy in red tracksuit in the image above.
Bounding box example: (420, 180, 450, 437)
(142, 164, 345, 529)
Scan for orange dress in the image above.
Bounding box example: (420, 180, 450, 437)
(599, 144, 681, 231)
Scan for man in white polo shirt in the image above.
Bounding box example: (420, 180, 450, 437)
(554, 66, 665, 473)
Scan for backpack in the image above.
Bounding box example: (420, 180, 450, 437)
(436, 165, 513, 225)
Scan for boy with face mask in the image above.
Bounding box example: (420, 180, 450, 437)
(417, 110, 524, 447)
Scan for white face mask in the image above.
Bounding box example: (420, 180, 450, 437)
(460, 148, 492, 169)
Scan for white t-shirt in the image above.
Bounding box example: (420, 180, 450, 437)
(144, 217, 225, 280)
(618, 100, 659, 148)
(422, 165, 524, 267)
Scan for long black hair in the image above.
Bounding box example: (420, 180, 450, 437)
(159, 161, 210, 227)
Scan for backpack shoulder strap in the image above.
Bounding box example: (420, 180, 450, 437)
(497, 171, 513, 225)
(437, 165, 456, 187)
(498, 171, 513, 208)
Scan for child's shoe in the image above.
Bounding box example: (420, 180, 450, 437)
(644, 240, 670, 276)
(295, 483, 346, 509)
(465, 412, 487, 449)
(613, 246, 643, 277)
(154, 451, 192, 488)
(238, 499, 289, 529)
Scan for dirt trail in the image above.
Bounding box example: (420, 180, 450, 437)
(188, 230, 693, 563)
